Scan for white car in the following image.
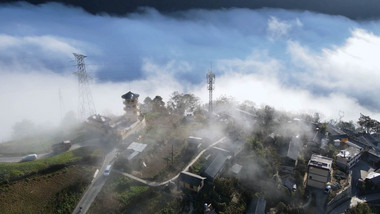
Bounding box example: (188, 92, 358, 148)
(21, 154, 37, 162)
(104, 164, 112, 176)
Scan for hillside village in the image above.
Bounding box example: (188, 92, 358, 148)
(1, 89, 380, 214)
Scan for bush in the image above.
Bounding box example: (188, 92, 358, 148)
(345, 202, 375, 214)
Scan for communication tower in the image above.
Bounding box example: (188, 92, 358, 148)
(206, 70, 215, 114)
(73, 53, 96, 121)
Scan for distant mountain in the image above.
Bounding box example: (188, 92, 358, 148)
(1, 0, 380, 20)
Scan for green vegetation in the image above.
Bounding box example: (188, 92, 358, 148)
(196, 177, 248, 213)
(345, 202, 376, 214)
(0, 146, 103, 183)
(89, 174, 181, 214)
(0, 165, 95, 214)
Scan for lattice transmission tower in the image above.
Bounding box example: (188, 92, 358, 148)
(206, 70, 215, 114)
(73, 53, 96, 121)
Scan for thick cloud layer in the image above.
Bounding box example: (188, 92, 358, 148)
(1, 3, 380, 140)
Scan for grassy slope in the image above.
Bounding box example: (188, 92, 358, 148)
(0, 165, 95, 214)
(88, 174, 181, 214)
(0, 125, 83, 155)
(0, 146, 103, 183)
(0, 146, 104, 214)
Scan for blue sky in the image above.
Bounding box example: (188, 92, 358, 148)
(1, 2, 380, 140)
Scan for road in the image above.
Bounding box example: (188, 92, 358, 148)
(0, 152, 51, 163)
(115, 137, 226, 187)
(0, 140, 93, 163)
(72, 147, 118, 214)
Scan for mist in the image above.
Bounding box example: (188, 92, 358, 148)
(1, 2, 380, 141)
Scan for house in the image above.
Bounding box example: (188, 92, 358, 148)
(184, 109, 194, 121)
(365, 172, 380, 187)
(122, 91, 140, 122)
(246, 198, 266, 214)
(87, 114, 112, 134)
(363, 149, 380, 167)
(336, 141, 363, 171)
(119, 141, 147, 163)
(328, 124, 349, 142)
(178, 171, 206, 192)
(52, 140, 71, 153)
(287, 136, 302, 161)
(187, 136, 203, 150)
(202, 153, 230, 182)
(307, 154, 333, 189)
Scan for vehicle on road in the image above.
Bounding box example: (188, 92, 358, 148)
(21, 154, 37, 162)
(104, 164, 112, 176)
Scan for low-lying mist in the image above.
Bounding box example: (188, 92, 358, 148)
(1, 2, 380, 141)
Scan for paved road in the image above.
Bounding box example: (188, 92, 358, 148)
(0, 152, 51, 163)
(72, 147, 118, 214)
(116, 137, 226, 186)
(0, 140, 92, 163)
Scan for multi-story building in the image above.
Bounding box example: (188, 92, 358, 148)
(121, 91, 140, 122)
(336, 142, 362, 171)
(307, 154, 333, 189)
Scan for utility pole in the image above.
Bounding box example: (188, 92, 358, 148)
(58, 88, 64, 121)
(206, 69, 215, 115)
(171, 144, 174, 165)
(73, 53, 96, 121)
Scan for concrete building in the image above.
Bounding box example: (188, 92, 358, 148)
(178, 171, 206, 192)
(87, 114, 112, 134)
(122, 91, 140, 122)
(328, 124, 349, 143)
(336, 142, 363, 171)
(307, 154, 333, 189)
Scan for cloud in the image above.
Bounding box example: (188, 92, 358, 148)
(1, 3, 380, 140)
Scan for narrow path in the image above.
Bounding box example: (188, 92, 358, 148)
(115, 137, 226, 186)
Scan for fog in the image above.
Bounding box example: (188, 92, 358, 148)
(1, 2, 380, 141)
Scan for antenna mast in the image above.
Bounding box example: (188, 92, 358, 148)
(73, 53, 96, 121)
(206, 69, 215, 115)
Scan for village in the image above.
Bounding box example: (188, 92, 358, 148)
(1, 77, 380, 214)
(70, 88, 380, 214)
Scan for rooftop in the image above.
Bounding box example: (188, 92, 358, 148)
(327, 124, 348, 138)
(204, 153, 229, 179)
(178, 171, 206, 187)
(246, 198, 266, 214)
(127, 142, 147, 152)
(336, 142, 362, 160)
(230, 164, 242, 174)
(287, 135, 301, 161)
(308, 154, 333, 170)
(87, 114, 111, 123)
(366, 171, 380, 180)
(121, 91, 139, 100)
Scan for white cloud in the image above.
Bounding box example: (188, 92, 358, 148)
(1, 3, 380, 140)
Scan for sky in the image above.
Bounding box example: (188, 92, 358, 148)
(1, 2, 380, 141)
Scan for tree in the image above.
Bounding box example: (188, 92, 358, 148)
(337, 120, 355, 131)
(141, 96, 153, 113)
(358, 113, 380, 133)
(345, 202, 375, 214)
(166, 91, 200, 115)
(152, 95, 166, 112)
